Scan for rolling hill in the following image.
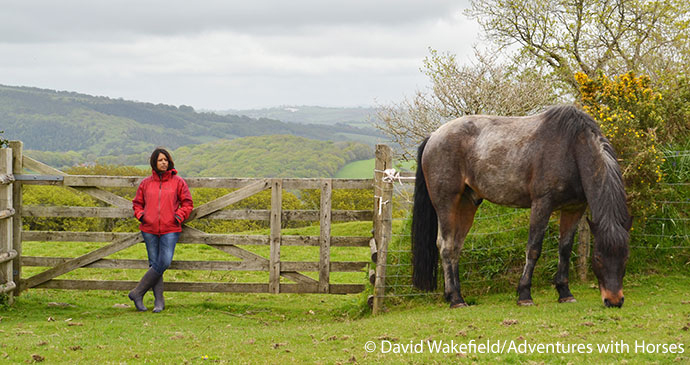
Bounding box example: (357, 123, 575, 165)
(218, 105, 376, 128)
(0, 85, 383, 158)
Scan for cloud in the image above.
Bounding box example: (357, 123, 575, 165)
(0, 1, 480, 109)
(0, 0, 464, 42)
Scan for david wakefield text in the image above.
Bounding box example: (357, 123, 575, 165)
(379, 340, 685, 355)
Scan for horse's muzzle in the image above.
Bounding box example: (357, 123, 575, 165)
(601, 289, 624, 308)
(604, 297, 624, 308)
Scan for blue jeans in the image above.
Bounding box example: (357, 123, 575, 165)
(141, 231, 180, 274)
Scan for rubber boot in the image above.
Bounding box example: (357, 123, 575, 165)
(152, 275, 165, 313)
(128, 268, 161, 311)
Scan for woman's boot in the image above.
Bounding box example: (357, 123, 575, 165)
(128, 268, 161, 311)
(152, 275, 165, 313)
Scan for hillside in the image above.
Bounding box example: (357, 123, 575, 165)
(218, 105, 376, 128)
(173, 135, 372, 177)
(0, 85, 383, 157)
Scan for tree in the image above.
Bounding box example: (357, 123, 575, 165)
(376, 48, 558, 158)
(0, 130, 8, 148)
(467, 0, 690, 91)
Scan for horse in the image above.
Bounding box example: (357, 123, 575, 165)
(411, 105, 632, 308)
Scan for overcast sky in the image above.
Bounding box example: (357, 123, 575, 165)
(0, 1, 480, 110)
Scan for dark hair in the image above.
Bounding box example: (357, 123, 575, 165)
(150, 147, 174, 172)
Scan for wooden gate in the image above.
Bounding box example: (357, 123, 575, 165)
(13, 145, 375, 295)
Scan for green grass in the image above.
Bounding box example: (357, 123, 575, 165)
(4, 216, 690, 363)
(335, 158, 415, 178)
(6, 219, 689, 363)
(2, 274, 688, 363)
(335, 158, 375, 178)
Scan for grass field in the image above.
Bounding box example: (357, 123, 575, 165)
(3, 219, 689, 363)
(334, 158, 415, 178)
(335, 159, 375, 178)
(2, 273, 688, 363)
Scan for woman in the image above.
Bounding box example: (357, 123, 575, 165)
(130, 147, 193, 312)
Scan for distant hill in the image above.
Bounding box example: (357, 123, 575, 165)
(218, 105, 377, 128)
(0, 85, 383, 157)
(173, 135, 373, 177)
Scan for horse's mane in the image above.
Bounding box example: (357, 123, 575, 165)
(544, 105, 630, 253)
(542, 105, 601, 142)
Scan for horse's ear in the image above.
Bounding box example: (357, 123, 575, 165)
(624, 216, 634, 231)
(586, 217, 598, 233)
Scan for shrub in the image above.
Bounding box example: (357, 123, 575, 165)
(575, 71, 666, 218)
(658, 75, 690, 141)
(22, 185, 102, 232)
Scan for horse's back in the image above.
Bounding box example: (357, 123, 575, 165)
(430, 114, 542, 152)
(424, 113, 583, 209)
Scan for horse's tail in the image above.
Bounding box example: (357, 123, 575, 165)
(412, 137, 439, 291)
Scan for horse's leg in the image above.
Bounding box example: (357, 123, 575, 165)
(437, 191, 478, 308)
(517, 200, 553, 306)
(554, 208, 586, 303)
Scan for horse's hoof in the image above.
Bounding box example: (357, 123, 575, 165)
(517, 300, 534, 306)
(558, 297, 576, 303)
(450, 302, 468, 309)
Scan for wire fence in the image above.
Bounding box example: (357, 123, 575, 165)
(629, 150, 689, 252)
(379, 150, 690, 302)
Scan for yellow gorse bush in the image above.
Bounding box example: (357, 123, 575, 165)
(575, 71, 665, 217)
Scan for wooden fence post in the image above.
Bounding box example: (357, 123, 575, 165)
(372, 144, 393, 315)
(318, 179, 332, 293)
(577, 216, 591, 281)
(0, 147, 15, 303)
(9, 141, 22, 296)
(269, 179, 282, 294)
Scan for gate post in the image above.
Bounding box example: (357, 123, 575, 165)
(372, 144, 393, 315)
(0, 146, 15, 303)
(318, 179, 332, 293)
(9, 141, 22, 296)
(269, 178, 282, 294)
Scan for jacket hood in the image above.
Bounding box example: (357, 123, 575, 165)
(151, 168, 178, 181)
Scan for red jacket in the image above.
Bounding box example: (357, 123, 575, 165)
(133, 169, 194, 235)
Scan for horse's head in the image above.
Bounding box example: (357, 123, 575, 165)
(588, 218, 631, 308)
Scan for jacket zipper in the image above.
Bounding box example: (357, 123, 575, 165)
(158, 178, 162, 235)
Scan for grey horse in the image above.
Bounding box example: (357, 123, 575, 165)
(412, 105, 631, 308)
